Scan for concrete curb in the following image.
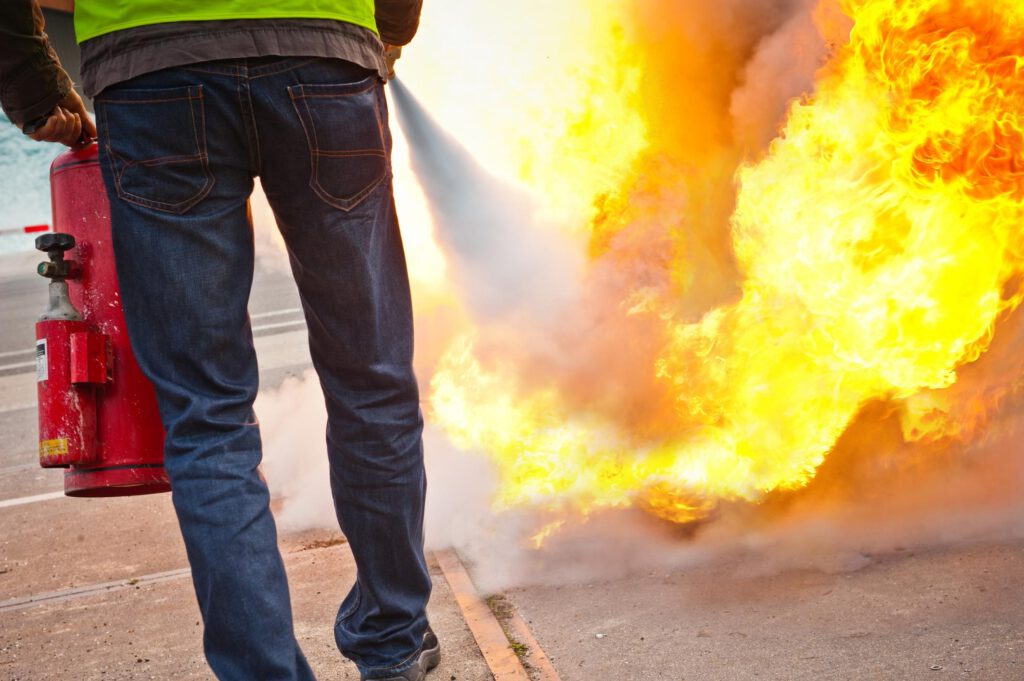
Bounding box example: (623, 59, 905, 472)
(436, 548, 561, 681)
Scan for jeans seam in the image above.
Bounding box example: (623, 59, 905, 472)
(237, 73, 261, 176)
(315, 149, 387, 158)
(249, 57, 322, 79)
(337, 585, 362, 622)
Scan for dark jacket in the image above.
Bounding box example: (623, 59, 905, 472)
(377, 0, 425, 47)
(0, 0, 423, 129)
(0, 2, 73, 128)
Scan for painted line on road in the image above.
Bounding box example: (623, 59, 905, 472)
(436, 549, 543, 681)
(251, 307, 303, 320)
(252, 319, 306, 334)
(0, 348, 33, 360)
(0, 360, 35, 373)
(0, 402, 35, 415)
(0, 533, 358, 614)
(0, 567, 193, 614)
(0, 491, 65, 509)
(0, 314, 305, 377)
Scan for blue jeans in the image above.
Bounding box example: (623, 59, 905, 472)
(93, 57, 431, 680)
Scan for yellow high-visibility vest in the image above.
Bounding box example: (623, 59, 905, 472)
(74, 0, 378, 43)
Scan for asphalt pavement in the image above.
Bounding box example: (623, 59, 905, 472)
(0, 251, 494, 680)
(2, 247, 1023, 681)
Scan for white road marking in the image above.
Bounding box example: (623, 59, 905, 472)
(252, 319, 306, 333)
(0, 360, 36, 373)
(251, 307, 302, 320)
(0, 310, 305, 375)
(0, 310, 303, 369)
(0, 534, 350, 613)
(0, 490, 65, 509)
(0, 567, 194, 613)
(0, 402, 35, 415)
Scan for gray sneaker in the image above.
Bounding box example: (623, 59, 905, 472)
(363, 627, 441, 681)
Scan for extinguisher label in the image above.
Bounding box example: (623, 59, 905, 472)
(36, 339, 48, 383)
(40, 439, 69, 459)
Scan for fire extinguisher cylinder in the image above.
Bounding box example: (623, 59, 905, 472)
(42, 143, 170, 496)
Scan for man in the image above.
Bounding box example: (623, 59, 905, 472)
(0, 2, 435, 680)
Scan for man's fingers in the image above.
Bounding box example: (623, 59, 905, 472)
(23, 91, 97, 147)
(26, 106, 92, 147)
(81, 111, 97, 141)
(65, 93, 97, 141)
(61, 114, 83, 147)
(28, 108, 66, 143)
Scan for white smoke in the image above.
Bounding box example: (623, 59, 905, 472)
(256, 370, 498, 550)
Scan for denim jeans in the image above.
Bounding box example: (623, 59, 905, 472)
(93, 57, 431, 680)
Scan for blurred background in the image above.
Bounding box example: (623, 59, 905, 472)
(0, 1, 82, 255)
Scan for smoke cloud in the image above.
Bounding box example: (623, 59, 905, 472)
(257, 370, 499, 550)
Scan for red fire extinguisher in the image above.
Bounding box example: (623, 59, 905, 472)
(36, 142, 170, 497)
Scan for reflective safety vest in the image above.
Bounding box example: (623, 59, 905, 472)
(74, 0, 378, 43)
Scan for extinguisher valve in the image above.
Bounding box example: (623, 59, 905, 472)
(36, 232, 83, 322)
(36, 233, 81, 281)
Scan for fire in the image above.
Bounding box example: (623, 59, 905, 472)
(403, 0, 1024, 529)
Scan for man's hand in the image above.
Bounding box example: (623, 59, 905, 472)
(26, 89, 96, 147)
(384, 44, 402, 80)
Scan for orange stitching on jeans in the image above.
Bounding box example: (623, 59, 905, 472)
(179, 64, 239, 77)
(313, 149, 387, 157)
(101, 95, 200, 105)
(290, 80, 376, 99)
(132, 153, 206, 166)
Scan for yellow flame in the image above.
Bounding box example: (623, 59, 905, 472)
(419, 0, 1024, 527)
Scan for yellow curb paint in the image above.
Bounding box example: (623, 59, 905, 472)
(435, 549, 531, 681)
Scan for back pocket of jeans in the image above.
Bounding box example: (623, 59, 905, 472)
(289, 78, 388, 212)
(97, 85, 213, 214)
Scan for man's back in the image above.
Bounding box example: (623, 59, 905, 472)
(0, 3, 435, 680)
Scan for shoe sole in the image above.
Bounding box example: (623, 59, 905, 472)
(421, 639, 441, 672)
(364, 634, 441, 681)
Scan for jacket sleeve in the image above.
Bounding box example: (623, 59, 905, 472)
(375, 0, 424, 46)
(0, 1, 74, 129)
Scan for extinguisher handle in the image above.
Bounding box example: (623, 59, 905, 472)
(36, 232, 76, 255)
(36, 233, 80, 281)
